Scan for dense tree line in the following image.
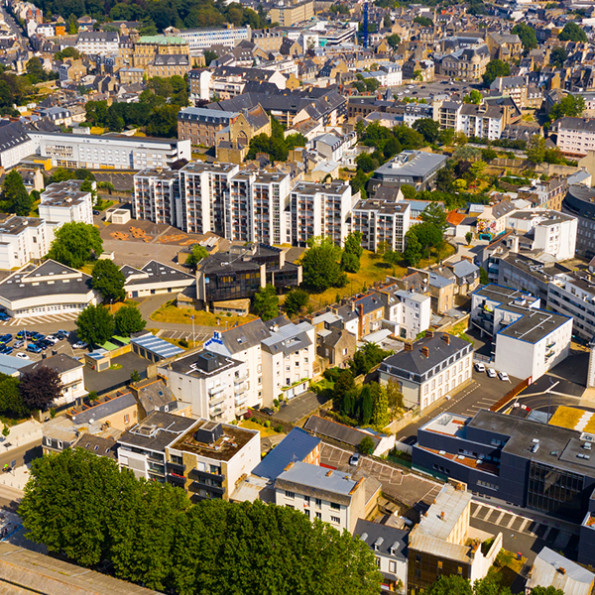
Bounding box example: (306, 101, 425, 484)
(30, 0, 267, 34)
(246, 118, 306, 162)
(76, 303, 145, 346)
(428, 574, 563, 595)
(19, 448, 382, 594)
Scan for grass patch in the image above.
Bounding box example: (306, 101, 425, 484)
(78, 262, 96, 275)
(239, 419, 280, 438)
(109, 363, 122, 370)
(487, 549, 525, 589)
(95, 199, 115, 211)
(151, 301, 254, 327)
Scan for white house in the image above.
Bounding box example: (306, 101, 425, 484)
(75, 31, 119, 56)
(0, 215, 56, 270)
(39, 179, 94, 225)
(121, 261, 195, 299)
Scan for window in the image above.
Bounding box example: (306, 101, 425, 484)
(330, 502, 341, 510)
(304, 496, 310, 505)
(285, 490, 295, 498)
(316, 512, 322, 519)
(330, 516, 340, 524)
(124, 414, 130, 424)
(315, 498, 321, 507)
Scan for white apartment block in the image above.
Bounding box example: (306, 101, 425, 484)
(39, 179, 94, 225)
(261, 320, 315, 402)
(506, 210, 577, 261)
(471, 285, 572, 381)
(378, 332, 473, 411)
(158, 350, 249, 423)
(0, 215, 55, 270)
(133, 169, 178, 225)
(290, 181, 351, 247)
(253, 172, 291, 245)
(274, 461, 368, 533)
(0, 120, 36, 170)
(352, 198, 410, 252)
(177, 26, 251, 55)
(28, 131, 191, 170)
(554, 117, 595, 156)
(391, 289, 432, 340)
(435, 101, 504, 140)
(75, 31, 119, 56)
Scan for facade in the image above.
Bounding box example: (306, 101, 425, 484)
(269, 0, 314, 26)
(132, 168, 178, 226)
(562, 184, 595, 257)
(28, 131, 191, 170)
(158, 349, 249, 422)
(121, 261, 195, 299)
(289, 181, 352, 247)
(177, 107, 239, 146)
(274, 461, 370, 533)
(352, 197, 411, 252)
(435, 101, 505, 140)
(261, 319, 315, 401)
(378, 332, 473, 411)
(555, 117, 595, 156)
(75, 31, 119, 56)
(19, 354, 86, 407)
(0, 260, 98, 319)
(470, 284, 572, 381)
(0, 215, 55, 270)
(177, 26, 251, 54)
(438, 45, 490, 81)
(39, 179, 94, 225)
(0, 120, 35, 170)
(413, 409, 595, 523)
(385, 288, 432, 340)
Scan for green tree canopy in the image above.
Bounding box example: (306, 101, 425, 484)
(0, 374, 28, 418)
(2, 170, 32, 216)
(404, 230, 422, 266)
(413, 118, 441, 143)
(559, 22, 587, 42)
(413, 15, 432, 26)
(47, 222, 103, 268)
(359, 436, 375, 454)
(511, 23, 538, 52)
(429, 575, 473, 595)
(115, 304, 146, 337)
(526, 134, 546, 164)
(91, 259, 125, 303)
(301, 238, 346, 292)
(19, 366, 62, 412)
(19, 448, 382, 594)
(482, 59, 511, 86)
(387, 34, 401, 48)
(549, 94, 585, 123)
(186, 244, 209, 271)
(550, 46, 568, 68)
(284, 288, 309, 316)
(252, 284, 279, 321)
(350, 343, 392, 376)
(76, 305, 115, 347)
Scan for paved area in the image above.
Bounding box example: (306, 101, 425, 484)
(274, 391, 332, 424)
(0, 465, 31, 492)
(469, 500, 578, 563)
(0, 312, 78, 328)
(83, 351, 150, 394)
(320, 443, 441, 509)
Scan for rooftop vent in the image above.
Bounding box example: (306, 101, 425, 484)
(194, 421, 223, 445)
(421, 346, 430, 358)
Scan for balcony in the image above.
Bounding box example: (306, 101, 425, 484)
(189, 467, 224, 482)
(209, 384, 225, 396)
(189, 481, 225, 498)
(168, 473, 186, 487)
(166, 461, 186, 475)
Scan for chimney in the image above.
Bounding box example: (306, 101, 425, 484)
(326, 469, 333, 477)
(426, 329, 434, 338)
(404, 341, 413, 352)
(421, 346, 430, 358)
(442, 334, 450, 345)
(440, 511, 445, 520)
(558, 568, 566, 575)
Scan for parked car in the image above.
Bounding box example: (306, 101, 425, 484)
(486, 368, 497, 378)
(31, 332, 44, 341)
(498, 371, 510, 382)
(0, 311, 9, 321)
(56, 330, 69, 340)
(16, 352, 30, 360)
(45, 335, 59, 345)
(73, 341, 88, 349)
(0, 334, 12, 343)
(0, 346, 13, 355)
(26, 344, 42, 353)
(13, 340, 23, 348)
(474, 362, 486, 373)
(37, 340, 51, 350)
(349, 453, 360, 466)
(93, 210, 100, 216)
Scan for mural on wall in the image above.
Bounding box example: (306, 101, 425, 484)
(477, 218, 496, 238)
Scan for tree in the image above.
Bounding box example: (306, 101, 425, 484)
(2, 170, 32, 216)
(413, 15, 432, 26)
(463, 89, 483, 104)
(359, 436, 375, 454)
(429, 575, 473, 595)
(115, 305, 146, 337)
(550, 46, 568, 68)
(482, 59, 511, 86)
(341, 231, 363, 273)
(528, 587, 564, 595)
(481, 147, 498, 162)
(385, 379, 404, 418)
(387, 34, 400, 48)
(19, 366, 62, 412)
(25, 57, 47, 84)
(340, 251, 360, 273)
(413, 118, 440, 143)
(0, 374, 28, 418)
(302, 238, 346, 292)
(76, 305, 115, 347)
(350, 343, 392, 376)
(404, 231, 422, 266)
(253, 284, 279, 321)
(284, 288, 309, 316)
(91, 259, 125, 304)
(511, 23, 538, 52)
(526, 134, 546, 164)
(359, 386, 373, 425)
(465, 231, 473, 245)
(371, 382, 389, 427)
(549, 94, 585, 123)
(420, 202, 447, 232)
(559, 22, 587, 42)
(47, 222, 103, 268)
(186, 244, 209, 271)
(130, 369, 141, 383)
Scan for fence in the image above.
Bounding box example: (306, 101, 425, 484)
(490, 377, 530, 412)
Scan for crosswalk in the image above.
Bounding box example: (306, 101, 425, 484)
(0, 312, 78, 327)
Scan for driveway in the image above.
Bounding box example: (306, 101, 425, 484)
(274, 391, 332, 424)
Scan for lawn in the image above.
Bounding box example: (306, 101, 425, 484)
(151, 301, 255, 327)
(306, 244, 456, 311)
(239, 419, 280, 438)
(486, 549, 526, 589)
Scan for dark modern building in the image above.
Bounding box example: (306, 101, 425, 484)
(562, 184, 595, 257)
(413, 410, 595, 522)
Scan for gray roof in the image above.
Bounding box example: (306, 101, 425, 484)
(261, 321, 312, 356)
(131, 333, 185, 360)
(71, 392, 137, 425)
(450, 259, 479, 279)
(304, 415, 381, 449)
(354, 519, 408, 562)
(0, 353, 31, 376)
(374, 150, 448, 182)
(124, 261, 194, 287)
(166, 349, 243, 378)
(207, 319, 271, 355)
(72, 433, 116, 459)
(20, 353, 82, 376)
(132, 378, 175, 413)
(0, 120, 31, 155)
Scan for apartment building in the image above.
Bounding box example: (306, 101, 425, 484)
(379, 286, 432, 340)
(0, 215, 55, 270)
(274, 461, 371, 532)
(177, 25, 251, 55)
(470, 284, 572, 381)
(132, 169, 177, 226)
(435, 101, 505, 140)
(261, 319, 315, 401)
(378, 332, 473, 411)
(177, 107, 239, 146)
(555, 117, 595, 156)
(0, 120, 35, 170)
(562, 184, 595, 257)
(39, 179, 94, 225)
(290, 181, 351, 246)
(438, 45, 490, 81)
(28, 131, 191, 170)
(269, 0, 314, 26)
(118, 412, 260, 501)
(352, 197, 410, 252)
(75, 31, 119, 56)
(253, 172, 291, 246)
(158, 349, 249, 422)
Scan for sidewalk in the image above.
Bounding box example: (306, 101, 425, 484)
(0, 420, 42, 455)
(0, 465, 30, 492)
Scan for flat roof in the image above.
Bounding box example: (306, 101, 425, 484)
(166, 349, 243, 378)
(416, 484, 471, 541)
(118, 411, 196, 452)
(275, 461, 360, 497)
(131, 333, 184, 360)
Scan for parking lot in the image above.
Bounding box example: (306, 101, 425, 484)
(321, 443, 442, 510)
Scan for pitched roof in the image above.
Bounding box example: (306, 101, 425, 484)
(304, 415, 381, 449)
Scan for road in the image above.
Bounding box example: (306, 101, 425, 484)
(0, 4, 31, 52)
